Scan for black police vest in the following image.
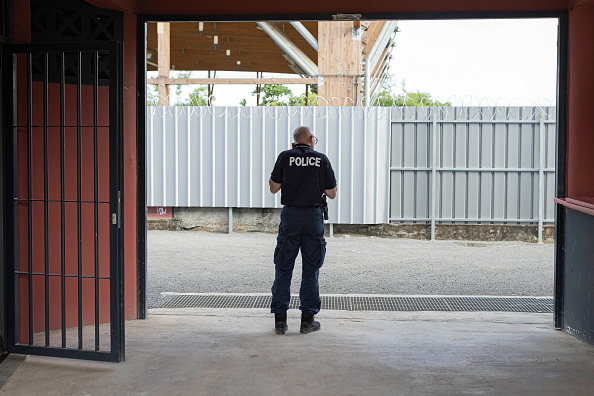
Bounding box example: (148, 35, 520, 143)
(270, 144, 337, 207)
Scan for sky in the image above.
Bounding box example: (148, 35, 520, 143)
(148, 18, 559, 106)
(390, 19, 558, 106)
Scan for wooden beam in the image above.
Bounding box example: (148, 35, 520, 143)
(361, 21, 384, 61)
(157, 22, 171, 106)
(147, 78, 317, 85)
(371, 45, 390, 78)
(318, 21, 363, 106)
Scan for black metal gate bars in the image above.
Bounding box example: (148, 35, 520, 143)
(4, 41, 124, 362)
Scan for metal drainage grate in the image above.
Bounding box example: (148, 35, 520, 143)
(155, 294, 553, 313)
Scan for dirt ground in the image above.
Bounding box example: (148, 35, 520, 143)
(146, 231, 554, 308)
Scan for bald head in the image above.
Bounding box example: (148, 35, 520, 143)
(293, 126, 313, 144)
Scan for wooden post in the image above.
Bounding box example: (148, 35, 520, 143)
(157, 22, 170, 106)
(318, 21, 363, 106)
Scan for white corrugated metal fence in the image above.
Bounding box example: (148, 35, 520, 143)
(146, 106, 392, 224)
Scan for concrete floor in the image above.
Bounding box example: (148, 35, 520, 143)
(1, 309, 593, 395)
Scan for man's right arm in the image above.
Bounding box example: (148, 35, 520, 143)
(324, 155, 338, 199)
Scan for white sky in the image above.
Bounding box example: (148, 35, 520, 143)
(390, 19, 558, 105)
(148, 18, 559, 106)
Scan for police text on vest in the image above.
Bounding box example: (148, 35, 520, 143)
(289, 156, 321, 167)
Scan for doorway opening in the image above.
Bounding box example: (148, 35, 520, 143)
(136, 15, 564, 321)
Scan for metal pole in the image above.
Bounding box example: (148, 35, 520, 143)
(364, 57, 370, 107)
(229, 207, 233, 234)
(162, 106, 167, 206)
(289, 22, 318, 51)
(538, 111, 545, 243)
(431, 109, 438, 241)
(329, 223, 334, 238)
(175, 107, 179, 207)
(187, 107, 191, 205)
(224, 107, 228, 207)
(256, 22, 318, 76)
(212, 108, 216, 205)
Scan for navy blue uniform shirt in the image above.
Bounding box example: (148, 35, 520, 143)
(270, 144, 337, 207)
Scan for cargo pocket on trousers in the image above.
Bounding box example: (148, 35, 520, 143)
(318, 238, 327, 269)
(273, 236, 287, 269)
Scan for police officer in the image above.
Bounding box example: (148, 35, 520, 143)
(269, 126, 337, 335)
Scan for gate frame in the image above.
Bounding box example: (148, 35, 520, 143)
(3, 41, 125, 362)
(135, 10, 568, 326)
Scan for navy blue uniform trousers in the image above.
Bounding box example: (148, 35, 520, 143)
(271, 207, 327, 315)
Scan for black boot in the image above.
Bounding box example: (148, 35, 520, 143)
(275, 313, 288, 335)
(300, 312, 321, 334)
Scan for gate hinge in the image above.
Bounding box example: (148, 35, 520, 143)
(112, 191, 122, 227)
(117, 191, 122, 228)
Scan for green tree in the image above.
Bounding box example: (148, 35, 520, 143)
(251, 84, 318, 106)
(147, 84, 159, 106)
(373, 77, 450, 106)
(177, 86, 211, 106)
(374, 89, 451, 106)
(288, 92, 318, 106)
(253, 84, 293, 106)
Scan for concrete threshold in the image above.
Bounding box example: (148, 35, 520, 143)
(1, 309, 593, 396)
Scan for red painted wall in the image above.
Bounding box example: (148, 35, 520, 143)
(567, 5, 594, 198)
(15, 77, 111, 341)
(84, 0, 140, 324)
(11, 0, 137, 343)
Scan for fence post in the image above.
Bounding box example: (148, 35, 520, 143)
(229, 207, 233, 234)
(431, 108, 438, 241)
(538, 110, 545, 243)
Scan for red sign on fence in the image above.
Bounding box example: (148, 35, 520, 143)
(147, 207, 172, 219)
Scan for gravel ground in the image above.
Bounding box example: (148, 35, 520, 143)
(147, 230, 554, 308)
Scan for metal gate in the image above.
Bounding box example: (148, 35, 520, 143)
(4, 41, 124, 361)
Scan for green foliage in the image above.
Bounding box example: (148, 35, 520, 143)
(374, 89, 451, 107)
(239, 99, 247, 106)
(251, 84, 318, 106)
(252, 84, 293, 106)
(288, 92, 318, 106)
(177, 86, 211, 106)
(147, 71, 212, 106)
(147, 84, 159, 106)
(373, 78, 450, 107)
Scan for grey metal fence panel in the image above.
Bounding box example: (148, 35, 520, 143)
(146, 106, 391, 224)
(388, 106, 556, 227)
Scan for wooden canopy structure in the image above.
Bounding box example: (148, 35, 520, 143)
(146, 21, 398, 105)
(146, 22, 319, 74)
